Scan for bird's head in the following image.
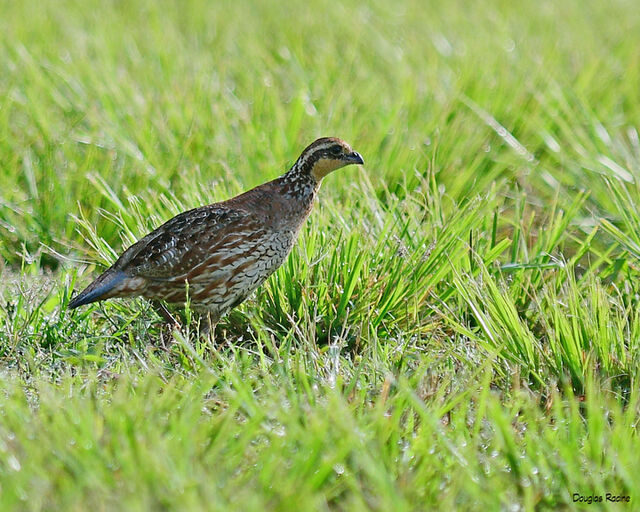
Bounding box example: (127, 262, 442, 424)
(294, 137, 364, 182)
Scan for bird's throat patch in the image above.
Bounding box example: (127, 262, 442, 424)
(310, 158, 342, 181)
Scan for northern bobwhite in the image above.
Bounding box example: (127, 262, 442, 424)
(68, 137, 364, 324)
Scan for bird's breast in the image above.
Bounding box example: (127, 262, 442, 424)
(174, 229, 296, 308)
(190, 229, 296, 285)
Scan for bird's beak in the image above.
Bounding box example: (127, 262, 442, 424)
(345, 151, 364, 165)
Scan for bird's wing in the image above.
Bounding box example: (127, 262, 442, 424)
(113, 205, 258, 281)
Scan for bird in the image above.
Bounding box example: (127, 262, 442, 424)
(68, 137, 364, 328)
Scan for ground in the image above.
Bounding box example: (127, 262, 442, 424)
(0, 0, 639, 509)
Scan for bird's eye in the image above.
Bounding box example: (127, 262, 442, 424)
(330, 145, 343, 157)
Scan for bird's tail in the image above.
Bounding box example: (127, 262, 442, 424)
(68, 269, 127, 309)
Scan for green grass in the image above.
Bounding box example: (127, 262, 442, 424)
(1, 0, 640, 509)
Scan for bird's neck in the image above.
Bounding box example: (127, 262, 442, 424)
(277, 161, 321, 203)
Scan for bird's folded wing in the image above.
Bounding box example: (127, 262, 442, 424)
(112, 205, 257, 281)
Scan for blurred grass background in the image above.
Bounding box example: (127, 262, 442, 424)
(1, 0, 640, 509)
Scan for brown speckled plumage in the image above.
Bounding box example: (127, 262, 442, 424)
(69, 137, 364, 322)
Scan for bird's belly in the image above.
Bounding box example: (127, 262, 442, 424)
(182, 230, 296, 310)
